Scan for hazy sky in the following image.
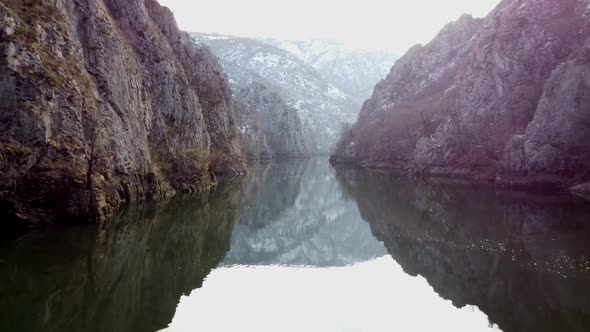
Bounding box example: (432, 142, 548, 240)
(158, 0, 499, 55)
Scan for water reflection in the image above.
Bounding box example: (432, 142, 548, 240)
(163, 160, 498, 332)
(165, 257, 499, 332)
(225, 160, 386, 266)
(1, 159, 589, 332)
(0, 185, 241, 332)
(335, 168, 590, 332)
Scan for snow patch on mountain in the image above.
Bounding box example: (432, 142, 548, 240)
(192, 33, 360, 152)
(263, 39, 397, 104)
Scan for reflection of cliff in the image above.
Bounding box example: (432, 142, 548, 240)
(0, 184, 240, 332)
(335, 168, 590, 332)
(235, 160, 309, 230)
(225, 159, 386, 266)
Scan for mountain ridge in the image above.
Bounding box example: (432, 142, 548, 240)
(192, 33, 391, 153)
(331, 0, 590, 194)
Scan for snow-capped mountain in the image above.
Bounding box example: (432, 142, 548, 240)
(234, 83, 308, 158)
(191, 33, 360, 153)
(264, 39, 397, 104)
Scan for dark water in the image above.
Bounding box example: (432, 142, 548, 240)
(1, 159, 590, 332)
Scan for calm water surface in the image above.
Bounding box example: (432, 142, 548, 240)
(1, 159, 590, 332)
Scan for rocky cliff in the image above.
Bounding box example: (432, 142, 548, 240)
(331, 0, 590, 193)
(236, 83, 308, 159)
(232, 96, 272, 160)
(0, 0, 247, 227)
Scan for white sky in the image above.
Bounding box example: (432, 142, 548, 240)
(158, 0, 500, 55)
(162, 257, 500, 332)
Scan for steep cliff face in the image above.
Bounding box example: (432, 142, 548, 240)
(332, 0, 590, 191)
(0, 186, 240, 332)
(0, 0, 246, 227)
(236, 83, 308, 158)
(232, 97, 272, 160)
(331, 14, 483, 167)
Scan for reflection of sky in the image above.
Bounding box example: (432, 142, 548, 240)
(159, 0, 500, 55)
(223, 205, 387, 267)
(223, 161, 387, 267)
(162, 256, 500, 332)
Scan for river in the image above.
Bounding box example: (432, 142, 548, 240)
(1, 158, 589, 332)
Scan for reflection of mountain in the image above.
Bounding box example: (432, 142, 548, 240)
(0, 185, 240, 332)
(224, 159, 386, 267)
(235, 160, 308, 230)
(335, 168, 590, 332)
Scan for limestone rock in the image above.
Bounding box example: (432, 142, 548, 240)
(332, 0, 590, 191)
(0, 0, 246, 227)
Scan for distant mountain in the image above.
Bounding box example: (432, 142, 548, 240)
(224, 159, 387, 267)
(0, 0, 248, 226)
(191, 33, 360, 153)
(234, 83, 308, 159)
(264, 39, 397, 104)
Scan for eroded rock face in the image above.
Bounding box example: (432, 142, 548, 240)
(0, 0, 246, 227)
(225, 159, 386, 267)
(232, 97, 272, 160)
(236, 83, 308, 159)
(332, 0, 590, 190)
(0, 186, 240, 332)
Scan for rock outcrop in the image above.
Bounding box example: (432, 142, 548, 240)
(236, 83, 308, 159)
(331, 0, 590, 192)
(0, 0, 247, 227)
(224, 159, 386, 267)
(571, 181, 590, 199)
